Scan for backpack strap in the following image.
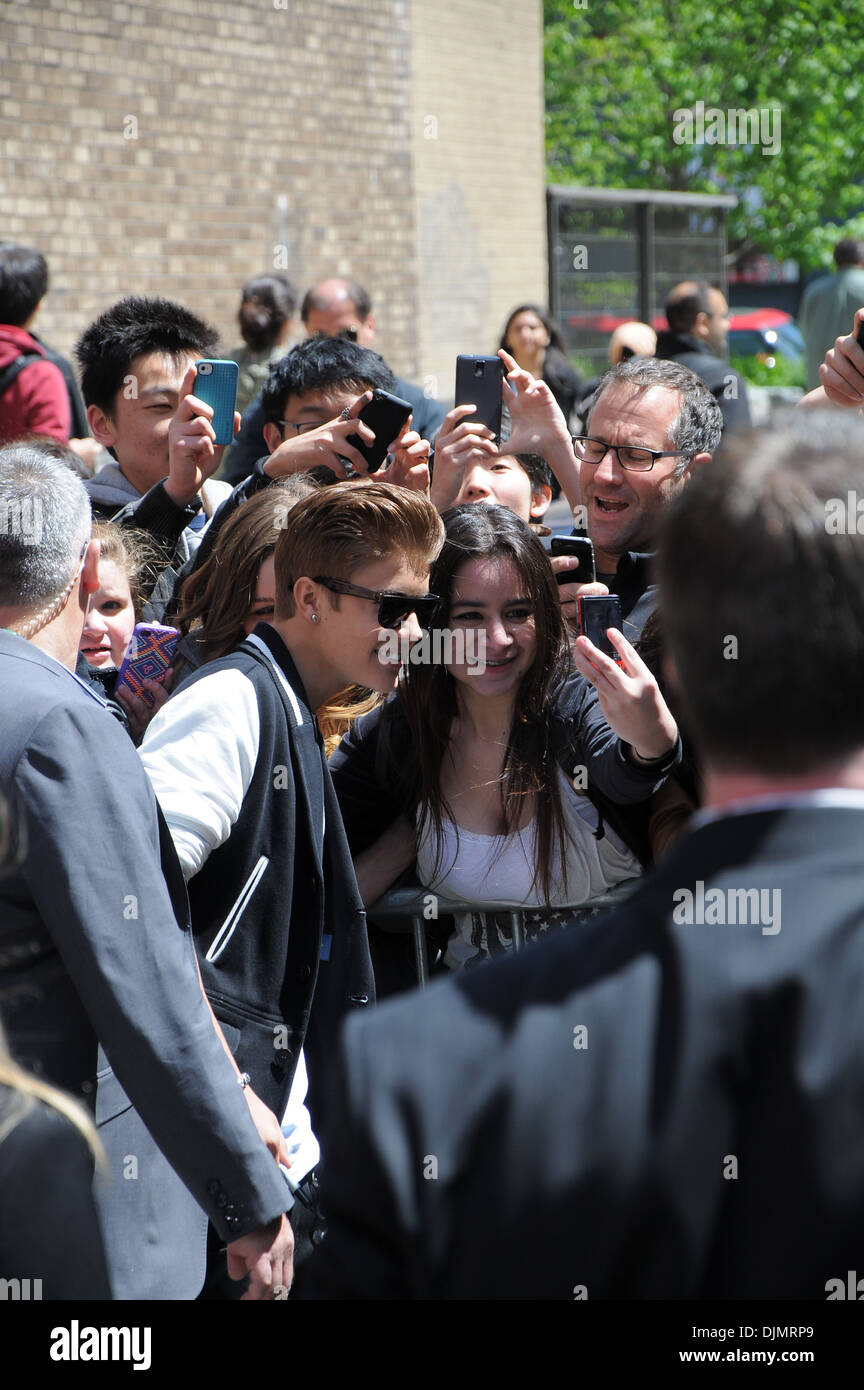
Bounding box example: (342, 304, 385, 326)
(0, 354, 43, 398)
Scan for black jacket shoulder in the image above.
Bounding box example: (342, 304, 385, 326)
(0, 1092, 112, 1299)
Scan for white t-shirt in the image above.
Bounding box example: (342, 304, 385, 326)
(416, 770, 641, 968)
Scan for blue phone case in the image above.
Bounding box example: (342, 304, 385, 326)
(194, 360, 239, 445)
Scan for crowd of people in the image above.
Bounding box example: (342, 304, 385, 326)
(1, 237, 864, 1302)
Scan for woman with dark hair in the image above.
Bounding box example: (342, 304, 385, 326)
(228, 273, 298, 414)
(331, 504, 679, 968)
(498, 302, 585, 429)
(173, 481, 313, 677)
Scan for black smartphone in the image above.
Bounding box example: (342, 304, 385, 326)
(550, 535, 596, 585)
(856, 320, 864, 348)
(576, 594, 623, 661)
(345, 389, 413, 473)
(455, 355, 504, 442)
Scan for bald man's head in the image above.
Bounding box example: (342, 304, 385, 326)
(301, 278, 376, 346)
(608, 321, 657, 364)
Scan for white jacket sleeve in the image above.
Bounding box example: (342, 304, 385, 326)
(279, 1049, 320, 1190)
(139, 669, 260, 880)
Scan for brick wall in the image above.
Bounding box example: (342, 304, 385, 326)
(409, 0, 547, 396)
(0, 0, 545, 396)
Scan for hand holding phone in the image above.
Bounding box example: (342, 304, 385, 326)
(115, 623, 180, 708)
(550, 535, 596, 586)
(571, 615, 678, 762)
(428, 402, 498, 512)
(194, 361, 239, 446)
(816, 311, 864, 408)
(455, 356, 504, 443)
(166, 363, 240, 506)
(344, 389, 414, 473)
(378, 428, 432, 494)
(575, 593, 623, 663)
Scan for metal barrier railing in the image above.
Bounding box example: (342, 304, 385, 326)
(367, 879, 642, 987)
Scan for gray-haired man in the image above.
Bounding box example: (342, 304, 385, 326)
(0, 441, 292, 1299)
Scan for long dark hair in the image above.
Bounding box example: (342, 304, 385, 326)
(498, 302, 567, 356)
(396, 504, 574, 900)
(177, 480, 316, 662)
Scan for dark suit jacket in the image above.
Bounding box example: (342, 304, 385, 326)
(307, 804, 864, 1299)
(655, 329, 752, 434)
(0, 632, 288, 1298)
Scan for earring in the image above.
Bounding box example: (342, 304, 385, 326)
(311, 613, 319, 624)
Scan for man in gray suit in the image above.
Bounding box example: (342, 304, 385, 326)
(0, 440, 292, 1299)
(308, 411, 864, 1300)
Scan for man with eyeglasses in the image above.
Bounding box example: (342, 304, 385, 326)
(496, 354, 722, 642)
(139, 480, 445, 1298)
(570, 358, 722, 641)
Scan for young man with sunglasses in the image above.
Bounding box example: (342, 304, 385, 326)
(138, 480, 444, 1296)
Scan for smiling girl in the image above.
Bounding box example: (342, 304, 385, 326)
(331, 504, 680, 969)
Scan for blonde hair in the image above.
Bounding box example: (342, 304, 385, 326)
(318, 684, 381, 757)
(91, 520, 153, 618)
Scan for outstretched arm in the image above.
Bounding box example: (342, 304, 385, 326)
(498, 348, 582, 515)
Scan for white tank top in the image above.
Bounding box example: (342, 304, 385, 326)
(415, 771, 641, 968)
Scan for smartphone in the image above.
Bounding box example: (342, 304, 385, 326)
(550, 535, 596, 585)
(194, 360, 239, 446)
(115, 623, 180, 708)
(345, 389, 413, 473)
(455, 355, 504, 442)
(576, 594, 623, 662)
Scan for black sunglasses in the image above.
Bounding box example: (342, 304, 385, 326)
(312, 576, 440, 630)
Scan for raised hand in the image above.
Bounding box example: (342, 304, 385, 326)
(429, 403, 497, 512)
(378, 423, 431, 494)
(166, 364, 240, 506)
(572, 626, 677, 761)
(264, 392, 376, 480)
(818, 308, 864, 407)
(497, 348, 581, 512)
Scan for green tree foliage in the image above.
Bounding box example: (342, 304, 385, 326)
(545, 1, 864, 267)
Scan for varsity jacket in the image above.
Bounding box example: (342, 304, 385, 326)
(140, 623, 375, 1120)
